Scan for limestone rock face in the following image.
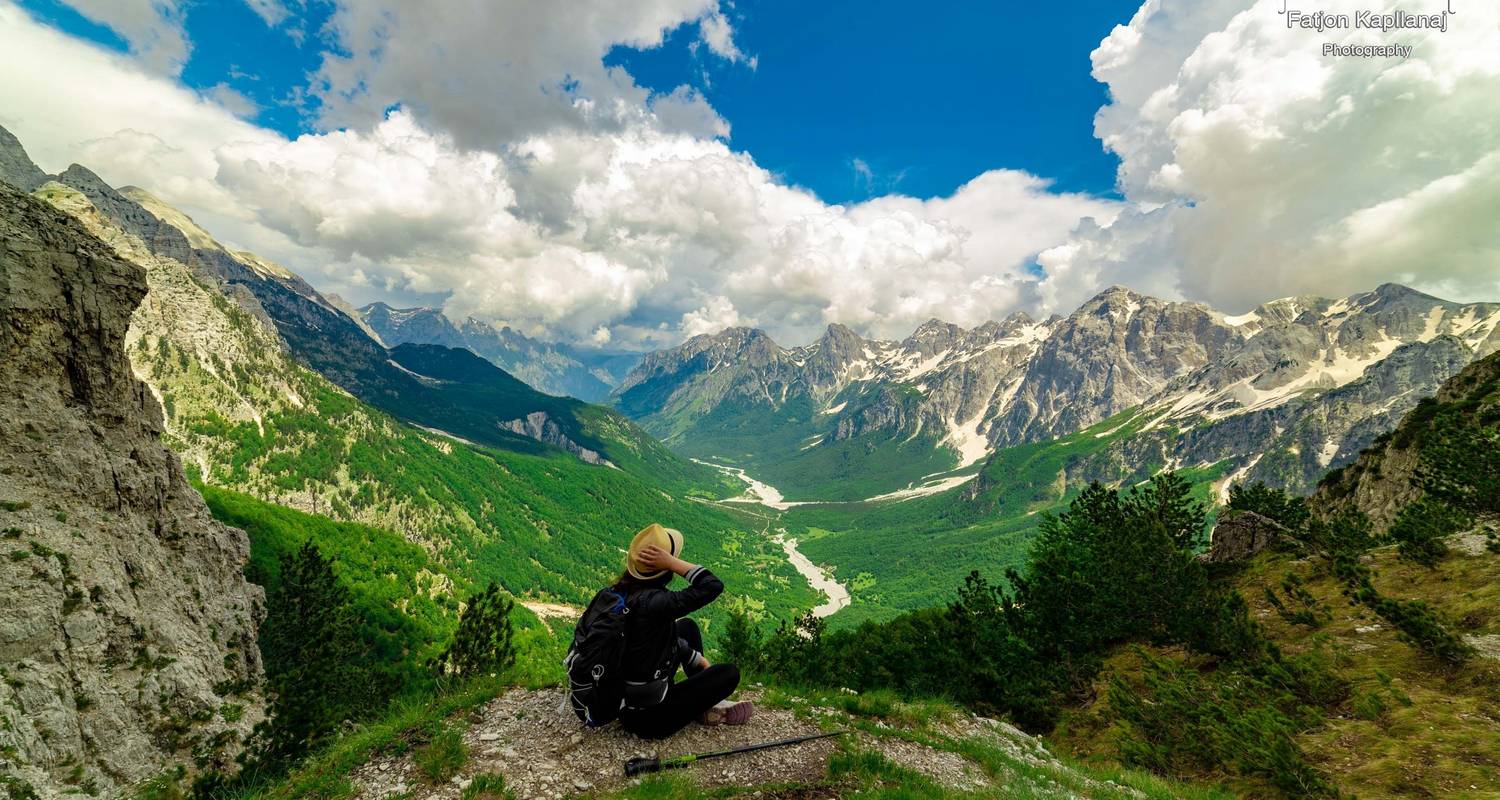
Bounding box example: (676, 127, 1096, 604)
(1203, 510, 1286, 563)
(0, 126, 47, 192)
(500, 412, 611, 466)
(0, 184, 264, 798)
(1314, 348, 1500, 530)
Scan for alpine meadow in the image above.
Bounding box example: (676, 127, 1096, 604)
(1, 2, 1498, 799)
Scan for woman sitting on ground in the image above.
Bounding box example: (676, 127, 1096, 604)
(616, 524, 753, 739)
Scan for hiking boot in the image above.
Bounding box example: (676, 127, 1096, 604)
(700, 700, 754, 726)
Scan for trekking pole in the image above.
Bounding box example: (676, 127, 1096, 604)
(624, 730, 845, 777)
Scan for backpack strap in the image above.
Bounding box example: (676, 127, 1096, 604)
(608, 588, 629, 615)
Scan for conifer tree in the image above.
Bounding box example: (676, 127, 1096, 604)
(718, 607, 764, 674)
(253, 541, 373, 767)
(430, 583, 515, 682)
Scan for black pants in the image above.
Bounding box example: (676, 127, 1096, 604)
(619, 619, 740, 740)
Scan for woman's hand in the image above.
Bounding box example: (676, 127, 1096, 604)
(637, 544, 694, 576)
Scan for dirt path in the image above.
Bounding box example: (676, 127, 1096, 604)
(348, 688, 1095, 800)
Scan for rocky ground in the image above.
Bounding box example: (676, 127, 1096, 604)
(350, 688, 1149, 800)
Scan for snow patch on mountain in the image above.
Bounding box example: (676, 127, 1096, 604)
(945, 413, 991, 468)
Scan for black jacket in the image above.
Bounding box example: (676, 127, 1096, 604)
(619, 566, 723, 688)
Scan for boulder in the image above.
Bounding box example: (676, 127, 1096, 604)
(1203, 510, 1287, 563)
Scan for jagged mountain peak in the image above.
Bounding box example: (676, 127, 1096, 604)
(57, 162, 112, 192)
(1084, 284, 1148, 306)
(0, 123, 48, 191)
(118, 185, 223, 252)
(684, 325, 782, 354)
(911, 317, 962, 337)
(821, 321, 863, 339)
(1072, 284, 1162, 324)
(360, 301, 451, 328)
(813, 322, 868, 361)
(1352, 282, 1455, 314)
(1370, 281, 1431, 301)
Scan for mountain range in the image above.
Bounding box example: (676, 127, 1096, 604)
(611, 284, 1500, 502)
(10, 115, 1496, 623)
(358, 302, 640, 402)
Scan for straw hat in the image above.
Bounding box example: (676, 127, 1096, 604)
(626, 523, 684, 580)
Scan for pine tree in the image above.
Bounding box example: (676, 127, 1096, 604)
(252, 541, 374, 767)
(717, 607, 764, 674)
(430, 583, 515, 682)
(1227, 481, 1310, 531)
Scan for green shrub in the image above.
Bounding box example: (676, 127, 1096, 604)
(461, 772, 511, 800)
(1300, 510, 1380, 558)
(1388, 499, 1468, 566)
(1349, 669, 1412, 724)
(413, 726, 466, 784)
(1263, 572, 1326, 629)
(1333, 555, 1473, 665)
(837, 689, 898, 718)
(1, 774, 40, 800)
(1107, 650, 1339, 799)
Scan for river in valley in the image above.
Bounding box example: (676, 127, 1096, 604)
(693, 459, 851, 618)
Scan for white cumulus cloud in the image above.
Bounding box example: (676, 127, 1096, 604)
(310, 0, 748, 147)
(0, 0, 1112, 349)
(1040, 0, 1500, 314)
(215, 112, 1112, 346)
(18, 0, 1490, 353)
(52, 0, 191, 75)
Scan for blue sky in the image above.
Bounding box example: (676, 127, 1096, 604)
(609, 1, 1135, 203)
(18, 0, 1134, 205)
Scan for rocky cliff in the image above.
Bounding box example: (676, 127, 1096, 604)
(1313, 347, 1500, 529)
(0, 184, 264, 798)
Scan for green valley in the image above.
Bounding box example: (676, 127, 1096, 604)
(761, 408, 1230, 624)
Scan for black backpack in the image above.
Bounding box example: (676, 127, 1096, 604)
(564, 587, 630, 727)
